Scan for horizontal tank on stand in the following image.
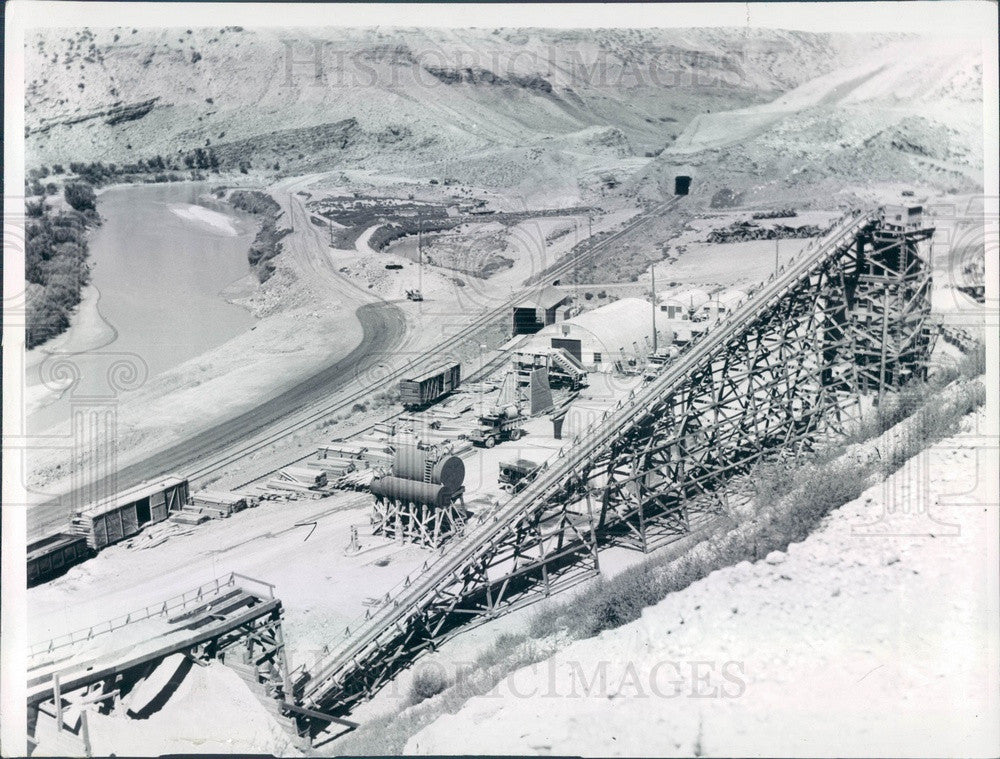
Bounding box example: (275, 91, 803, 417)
(391, 444, 465, 491)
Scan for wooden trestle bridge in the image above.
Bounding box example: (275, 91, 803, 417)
(291, 206, 936, 721)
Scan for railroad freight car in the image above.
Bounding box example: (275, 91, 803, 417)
(71, 475, 189, 551)
(27, 533, 91, 587)
(399, 362, 461, 408)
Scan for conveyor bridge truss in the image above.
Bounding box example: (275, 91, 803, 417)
(294, 208, 936, 721)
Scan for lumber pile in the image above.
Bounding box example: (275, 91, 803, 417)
(190, 489, 249, 516)
(277, 466, 328, 488)
(168, 509, 212, 526)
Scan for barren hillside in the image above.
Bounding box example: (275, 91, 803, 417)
(26, 27, 907, 188)
(638, 36, 984, 206)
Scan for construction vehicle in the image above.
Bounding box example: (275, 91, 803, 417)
(469, 407, 526, 448)
(406, 289, 424, 301)
(467, 370, 527, 448)
(498, 458, 541, 494)
(642, 346, 680, 381)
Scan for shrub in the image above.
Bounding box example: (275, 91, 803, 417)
(230, 190, 288, 281)
(64, 182, 97, 212)
(25, 205, 94, 347)
(474, 632, 527, 669)
(407, 664, 451, 705)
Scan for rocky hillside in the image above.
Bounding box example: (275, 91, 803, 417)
(639, 36, 984, 205)
(25, 27, 901, 185)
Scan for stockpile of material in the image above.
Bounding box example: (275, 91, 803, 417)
(313, 440, 394, 488)
(190, 490, 251, 516)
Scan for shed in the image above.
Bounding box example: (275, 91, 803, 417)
(512, 285, 572, 335)
(525, 297, 673, 370)
(883, 204, 924, 230)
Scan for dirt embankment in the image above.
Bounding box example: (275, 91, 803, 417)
(405, 407, 997, 756)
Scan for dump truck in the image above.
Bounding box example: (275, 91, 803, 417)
(468, 405, 526, 448)
(642, 346, 680, 382)
(468, 370, 527, 448)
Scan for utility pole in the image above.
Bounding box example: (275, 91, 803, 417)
(418, 212, 423, 295)
(479, 343, 487, 416)
(574, 218, 581, 307)
(651, 262, 658, 355)
(774, 237, 779, 275)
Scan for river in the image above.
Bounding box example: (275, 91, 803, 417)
(27, 182, 258, 433)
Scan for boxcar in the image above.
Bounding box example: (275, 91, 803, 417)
(27, 533, 91, 587)
(399, 362, 461, 408)
(72, 475, 189, 551)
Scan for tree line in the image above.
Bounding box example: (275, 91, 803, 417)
(24, 183, 99, 348)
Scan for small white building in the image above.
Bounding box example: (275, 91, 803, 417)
(698, 289, 748, 322)
(657, 288, 710, 320)
(656, 288, 710, 343)
(524, 297, 674, 370)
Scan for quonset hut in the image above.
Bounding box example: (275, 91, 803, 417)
(523, 297, 673, 370)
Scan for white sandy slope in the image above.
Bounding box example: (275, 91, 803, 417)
(406, 411, 999, 757)
(668, 37, 979, 156)
(32, 661, 301, 756)
(170, 203, 240, 235)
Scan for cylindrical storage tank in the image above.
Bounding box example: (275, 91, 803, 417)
(432, 456, 465, 490)
(370, 476, 451, 508)
(497, 404, 519, 419)
(392, 445, 465, 490)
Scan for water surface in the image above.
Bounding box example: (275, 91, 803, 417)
(28, 182, 257, 432)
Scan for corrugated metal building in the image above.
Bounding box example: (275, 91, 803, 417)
(658, 288, 710, 320)
(698, 289, 748, 321)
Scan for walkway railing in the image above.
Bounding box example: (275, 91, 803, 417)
(27, 571, 258, 661)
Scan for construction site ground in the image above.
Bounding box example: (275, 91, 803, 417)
(24, 197, 986, 754)
(26, 372, 640, 690)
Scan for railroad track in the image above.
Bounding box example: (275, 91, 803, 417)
(226, 338, 520, 492)
(184, 196, 681, 485)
